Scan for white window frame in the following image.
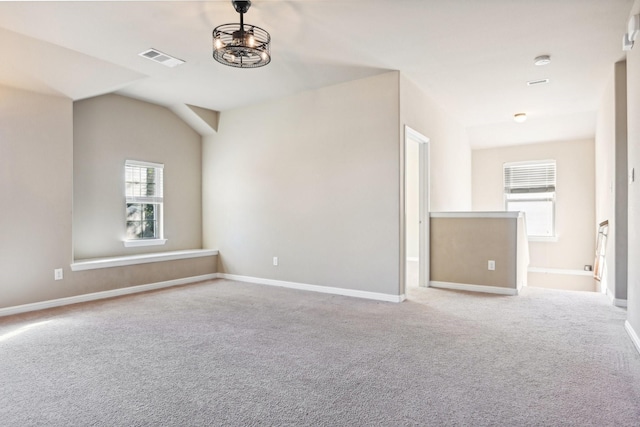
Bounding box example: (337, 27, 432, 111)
(504, 160, 556, 240)
(123, 160, 167, 247)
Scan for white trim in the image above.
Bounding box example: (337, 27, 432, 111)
(405, 125, 430, 144)
(0, 274, 217, 318)
(216, 273, 404, 303)
(429, 281, 518, 296)
(71, 249, 218, 271)
(123, 239, 167, 248)
(406, 257, 419, 263)
(528, 267, 593, 277)
(615, 299, 628, 308)
(625, 321, 640, 355)
(503, 159, 556, 168)
(606, 288, 628, 307)
(430, 211, 520, 219)
(125, 159, 164, 169)
(402, 125, 431, 293)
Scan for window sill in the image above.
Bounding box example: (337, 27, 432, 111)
(71, 249, 219, 271)
(123, 239, 167, 248)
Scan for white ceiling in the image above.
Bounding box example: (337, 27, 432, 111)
(0, 0, 633, 148)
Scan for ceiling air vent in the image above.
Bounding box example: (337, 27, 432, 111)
(139, 48, 185, 68)
(527, 78, 550, 86)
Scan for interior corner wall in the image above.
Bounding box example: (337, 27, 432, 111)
(626, 0, 640, 338)
(0, 85, 73, 307)
(614, 61, 628, 301)
(399, 75, 472, 212)
(202, 72, 401, 295)
(595, 65, 619, 298)
(472, 140, 596, 290)
(73, 94, 203, 260)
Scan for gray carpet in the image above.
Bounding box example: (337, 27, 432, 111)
(1, 279, 639, 426)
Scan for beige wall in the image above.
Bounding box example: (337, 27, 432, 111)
(70, 257, 216, 295)
(627, 0, 640, 338)
(430, 216, 517, 288)
(203, 72, 402, 295)
(595, 67, 617, 295)
(73, 94, 203, 259)
(400, 75, 472, 212)
(203, 72, 473, 297)
(0, 86, 74, 307)
(472, 139, 596, 291)
(0, 86, 215, 309)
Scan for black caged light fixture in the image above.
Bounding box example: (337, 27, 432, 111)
(212, 0, 271, 68)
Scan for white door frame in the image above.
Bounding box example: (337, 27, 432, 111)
(403, 125, 430, 295)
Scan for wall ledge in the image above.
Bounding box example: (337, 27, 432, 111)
(0, 274, 217, 317)
(625, 321, 640, 356)
(71, 249, 218, 271)
(429, 280, 517, 296)
(528, 267, 593, 277)
(217, 273, 405, 303)
(430, 211, 521, 219)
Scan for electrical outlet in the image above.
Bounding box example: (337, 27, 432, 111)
(54, 268, 63, 280)
(488, 260, 496, 271)
(273, 257, 278, 266)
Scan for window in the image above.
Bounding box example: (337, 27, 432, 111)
(504, 160, 556, 238)
(124, 160, 165, 246)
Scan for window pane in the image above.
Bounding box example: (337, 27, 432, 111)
(143, 204, 156, 220)
(507, 199, 554, 237)
(126, 204, 142, 221)
(125, 161, 163, 240)
(126, 221, 142, 239)
(142, 220, 156, 238)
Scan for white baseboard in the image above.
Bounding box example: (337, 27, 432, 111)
(606, 288, 628, 307)
(429, 281, 518, 296)
(216, 273, 404, 303)
(625, 321, 640, 356)
(0, 274, 217, 317)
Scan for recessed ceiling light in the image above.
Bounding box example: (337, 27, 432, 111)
(514, 113, 527, 123)
(534, 55, 551, 66)
(527, 78, 550, 86)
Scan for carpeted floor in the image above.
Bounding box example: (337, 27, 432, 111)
(1, 279, 639, 426)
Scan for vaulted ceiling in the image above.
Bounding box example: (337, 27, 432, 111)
(0, 0, 633, 148)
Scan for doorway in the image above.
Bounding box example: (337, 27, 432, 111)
(403, 125, 430, 295)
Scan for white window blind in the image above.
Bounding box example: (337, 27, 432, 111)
(504, 160, 556, 194)
(504, 160, 556, 238)
(125, 160, 164, 204)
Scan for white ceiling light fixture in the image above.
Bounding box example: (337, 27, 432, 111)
(534, 55, 551, 66)
(514, 113, 527, 123)
(212, 0, 271, 68)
